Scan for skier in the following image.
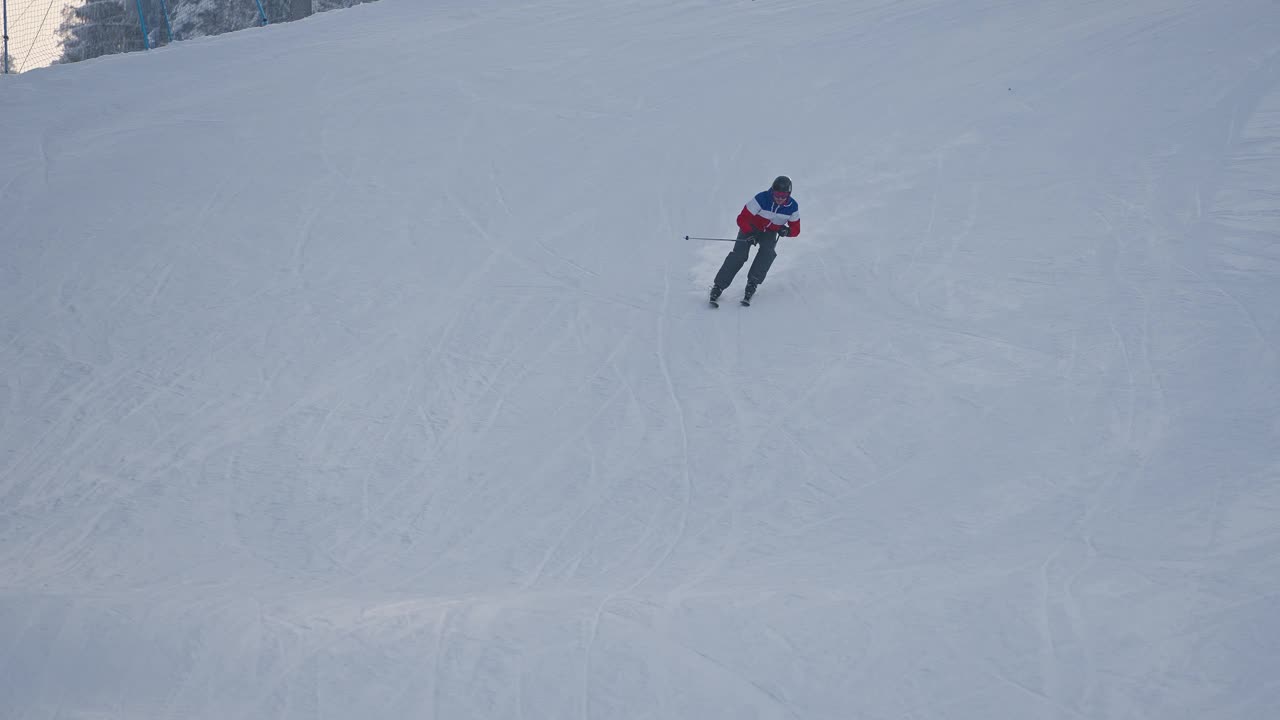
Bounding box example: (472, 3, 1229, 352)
(710, 176, 801, 305)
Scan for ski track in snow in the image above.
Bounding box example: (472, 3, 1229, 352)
(2, 1, 1280, 719)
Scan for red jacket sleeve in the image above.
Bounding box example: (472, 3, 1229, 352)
(737, 202, 800, 236)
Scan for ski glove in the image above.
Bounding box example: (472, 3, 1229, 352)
(778, 226, 791, 237)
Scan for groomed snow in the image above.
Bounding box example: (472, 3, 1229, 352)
(2, 1, 1279, 718)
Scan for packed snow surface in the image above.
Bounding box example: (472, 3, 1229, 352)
(3, 1, 1279, 718)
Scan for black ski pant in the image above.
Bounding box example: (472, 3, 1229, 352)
(714, 231, 778, 290)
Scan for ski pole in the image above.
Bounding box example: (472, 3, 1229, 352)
(684, 235, 750, 243)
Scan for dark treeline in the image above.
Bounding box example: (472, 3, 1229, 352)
(60, 0, 376, 64)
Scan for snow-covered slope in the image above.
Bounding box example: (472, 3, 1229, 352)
(3, 1, 1279, 718)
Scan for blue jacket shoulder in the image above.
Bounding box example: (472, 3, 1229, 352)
(754, 190, 798, 214)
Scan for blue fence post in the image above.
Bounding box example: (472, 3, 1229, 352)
(2, 0, 10, 73)
(135, 0, 151, 50)
(158, 0, 174, 44)
(254, 0, 269, 26)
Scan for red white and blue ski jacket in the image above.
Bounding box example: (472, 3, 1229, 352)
(737, 190, 801, 237)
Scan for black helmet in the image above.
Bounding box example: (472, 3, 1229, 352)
(771, 176, 793, 193)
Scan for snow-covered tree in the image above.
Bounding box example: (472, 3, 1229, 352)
(59, 0, 147, 63)
(58, 0, 374, 64)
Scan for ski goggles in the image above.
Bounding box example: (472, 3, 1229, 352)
(772, 191, 791, 203)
